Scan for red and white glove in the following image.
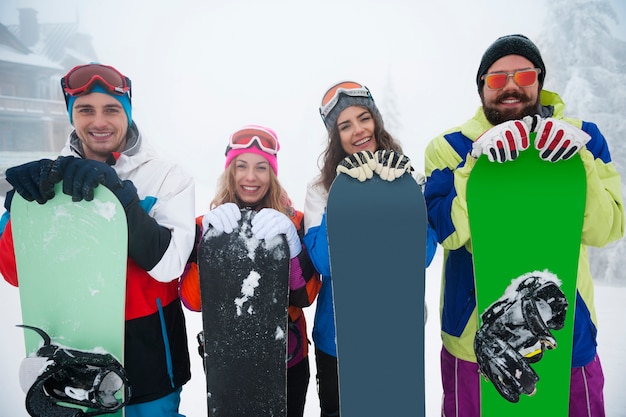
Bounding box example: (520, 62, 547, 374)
(471, 119, 532, 163)
(534, 118, 591, 162)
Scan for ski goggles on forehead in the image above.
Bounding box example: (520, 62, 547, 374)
(61, 64, 132, 98)
(225, 127, 280, 155)
(481, 68, 541, 90)
(319, 81, 372, 120)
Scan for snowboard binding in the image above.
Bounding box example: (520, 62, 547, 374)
(474, 271, 568, 402)
(17, 325, 131, 417)
(196, 331, 206, 371)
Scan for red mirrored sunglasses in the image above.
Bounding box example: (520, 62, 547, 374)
(481, 68, 541, 90)
(226, 126, 280, 156)
(61, 64, 132, 98)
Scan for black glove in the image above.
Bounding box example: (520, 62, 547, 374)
(4, 189, 15, 212)
(48, 156, 138, 207)
(475, 331, 539, 402)
(474, 272, 568, 402)
(5, 159, 56, 204)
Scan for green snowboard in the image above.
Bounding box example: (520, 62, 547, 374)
(467, 134, 586, 416)
(11, 182, 128, 416)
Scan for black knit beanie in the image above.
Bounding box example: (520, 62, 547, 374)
(476, 34, 546, 91)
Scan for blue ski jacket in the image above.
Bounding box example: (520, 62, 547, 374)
(303, 176, 438, 357)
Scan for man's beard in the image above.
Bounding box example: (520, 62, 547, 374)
(482, 91, 540, 125)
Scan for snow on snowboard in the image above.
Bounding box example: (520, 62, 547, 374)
(198, 208, 290, 417)
(467, 133, 586, 416)
(11, 182, 128, 417)
(327, 173, 427, 416)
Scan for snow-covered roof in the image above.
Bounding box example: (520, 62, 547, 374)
(0, 43, 60, 69)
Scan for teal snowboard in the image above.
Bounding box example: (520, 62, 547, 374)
(467, 134, 586, 416)
(327, 173, 427, 416)
(11, 182, 128, 416)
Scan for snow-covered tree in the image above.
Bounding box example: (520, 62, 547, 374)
(379, 69, 403, 137)
(538, 0, 626, 285)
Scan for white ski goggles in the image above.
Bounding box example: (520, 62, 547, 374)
(319, 81, 372, 121)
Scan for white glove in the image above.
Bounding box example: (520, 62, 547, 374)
(374, 150, 413, 181)
(471, 118, 533, 163)
(414, 172, 426, 188)
(413, 172, 428, 194)
(202, 202, 241, 234)
(251, 208, 302, 259)
(336, 151, 377, 182)
(534, 118, 591, 162)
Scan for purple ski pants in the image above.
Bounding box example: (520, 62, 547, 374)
(440, 346, 605, 417)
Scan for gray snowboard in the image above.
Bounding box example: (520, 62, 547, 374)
(327, 173, 427, 416)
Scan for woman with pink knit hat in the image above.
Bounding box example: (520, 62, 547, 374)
(180, 124, 321, 417)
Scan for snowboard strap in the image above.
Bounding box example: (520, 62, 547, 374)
(156, 297, 176, 388)
(17, 325, 131, 417)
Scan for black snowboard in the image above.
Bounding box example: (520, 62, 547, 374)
(198, 209, 290, 417)
(326, 173, 427, 416)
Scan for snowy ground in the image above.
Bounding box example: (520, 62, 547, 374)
(0, 248, 624, 416)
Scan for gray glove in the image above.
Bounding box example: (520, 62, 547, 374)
(251, 208, 302, 259)
(202, 202, 241, 234)
(336, 151, 377, 182)
(374, 150, 413, 181)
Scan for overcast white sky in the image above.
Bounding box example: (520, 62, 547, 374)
(0, 0, 557, 210)
(1, 1, 625, 212)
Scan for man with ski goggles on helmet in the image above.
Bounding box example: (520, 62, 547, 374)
(61, 63, 131, 97)
(1, 63, 195, 416)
